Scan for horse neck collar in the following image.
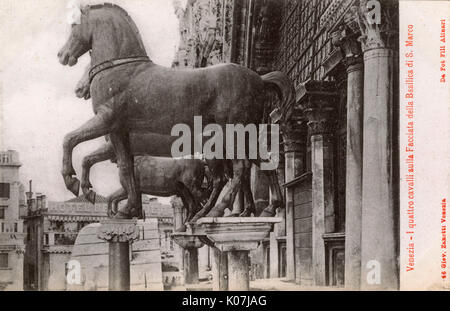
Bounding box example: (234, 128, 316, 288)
(89, 56, 151, 82)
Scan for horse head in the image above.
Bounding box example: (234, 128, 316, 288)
(58, 4, 146, 69)
(58, 5, 91, 66)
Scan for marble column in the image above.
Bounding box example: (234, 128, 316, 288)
(303, 82, 338, 286)
(228, 251, 250, 290)
(332, 26, 365, 290)
(97, 219, 139, 291)
(282, 118, 308, 281)
(171, 197, 185, 271)
(197, 217, 281, 291)
(356, 1, 398, 290)
(184, 248, 199, 284)
(211, 247, 228, 291)
(171, 232, 204, 286)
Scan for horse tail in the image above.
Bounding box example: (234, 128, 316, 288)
(261, 71, 295, 121)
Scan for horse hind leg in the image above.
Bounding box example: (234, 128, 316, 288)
(206, 159, 245, 217)
(189, 173, 227, 223)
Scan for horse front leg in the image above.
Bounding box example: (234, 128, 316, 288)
(109, 131, 142, 219)
(239, 161, 256, 217)
(62, 108, 113, 196)
(206, 159, 245, 217)
(259, 170, 283, 217)
(81, 141, 114, 203)
(190, 173, 227, 223)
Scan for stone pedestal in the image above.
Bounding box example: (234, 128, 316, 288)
(97, 219, 139, 291)
(171, 232, 204, 285)
(196, 217, 281, 291)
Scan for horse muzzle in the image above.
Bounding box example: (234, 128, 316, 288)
(58, 50, 78, 66)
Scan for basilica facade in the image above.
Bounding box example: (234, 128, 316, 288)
(173, 0, 399, 290)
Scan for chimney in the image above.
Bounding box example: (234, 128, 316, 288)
(26, 180, 33, 202)
(41, 195, 47, 209)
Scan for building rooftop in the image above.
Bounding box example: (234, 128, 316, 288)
(66, 194, 108, 204)
(0, 150, 21, 167)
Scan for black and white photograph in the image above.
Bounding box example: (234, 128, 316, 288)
(0, 0, 448, 294)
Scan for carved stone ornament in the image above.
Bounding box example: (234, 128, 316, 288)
(297, 81, 339, 136)
(352, 0, 397, 52)
(331, 25, 363, 68)
(282, 118, 308, 154)
(97, 219, 139, 243)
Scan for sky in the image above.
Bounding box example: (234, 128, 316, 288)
(0, 0, 182, 202)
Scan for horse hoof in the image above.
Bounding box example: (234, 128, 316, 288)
(85, 190, 96, 204)
(259, 205, 276, 217)
(113, 211, 131, 219)
(226, 213, 240, 217)
(175, 224, 187, 232)
(64, 176, 80, 197)
(239, 209, 254, 217)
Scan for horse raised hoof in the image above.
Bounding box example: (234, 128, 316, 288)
(63, 175, 80, 197)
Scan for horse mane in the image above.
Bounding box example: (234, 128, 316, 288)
(85, 3, 146, 52)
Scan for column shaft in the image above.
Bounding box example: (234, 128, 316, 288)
(109, 242, 130, 291)
(284, 151, 295, 281)
(184, 248, 199, 284)
(344, 62, 364, 289)
(361, 48, 397, 290)
(227, 250, 250, 291)
(211, 247, 228, 291)
(311, 134, 335, 286)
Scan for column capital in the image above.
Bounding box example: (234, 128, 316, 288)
(350, 0, 398, 52)
(281, 117, 308, 154)
(331, 25, 363, 68)
(97, 219, 139, 243)
(297, 81, 339, 136)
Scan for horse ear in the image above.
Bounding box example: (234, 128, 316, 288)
(80, 5, 89, 15)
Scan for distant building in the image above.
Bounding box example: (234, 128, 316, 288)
(23, 194, 108, 291)
(24, 192, 180, 290)
(0, 150, 26, 290)
(69, 220, 163, 291)
(135, 196, 183, 288)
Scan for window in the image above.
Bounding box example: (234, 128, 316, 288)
(0, 253, 8, 268)
(14, 223, 18, 233)
(1, 223, 4, 233)
(0, 208, 4, 219)
(0, 183, 10, 199)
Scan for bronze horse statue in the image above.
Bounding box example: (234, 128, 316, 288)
(58, 3, 294, 219)
(107, 156, 210, 223)
(74, 63, 244, 222)
(76, 65, 231, 226)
